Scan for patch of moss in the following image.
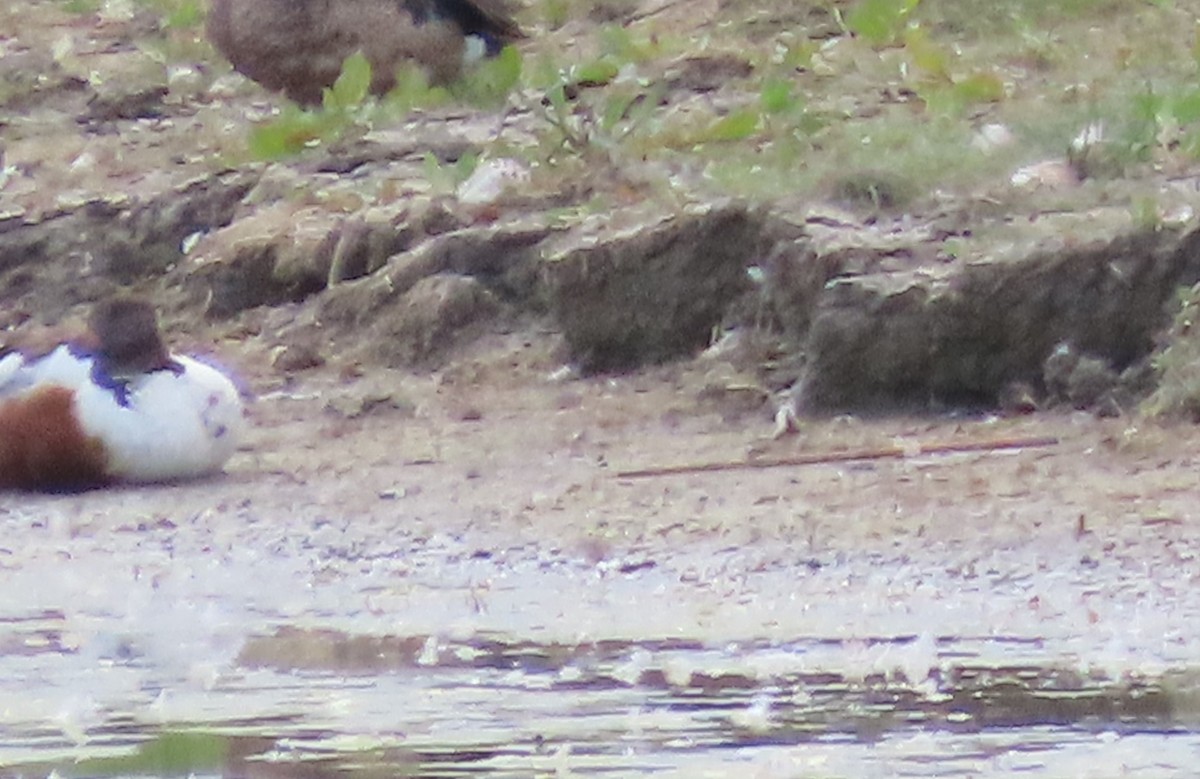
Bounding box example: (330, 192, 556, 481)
(62, 731, 227, 777)
(1142, 283, 1200, 422)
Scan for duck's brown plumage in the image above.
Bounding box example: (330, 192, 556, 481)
(206, 0, 524, 105)
(0, 385, 112, 492)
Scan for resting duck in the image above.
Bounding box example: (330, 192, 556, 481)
(206, 0, 525, 105)
(0, 298, 245, 492)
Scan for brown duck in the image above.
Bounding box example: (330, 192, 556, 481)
(207, 0, 524, 105)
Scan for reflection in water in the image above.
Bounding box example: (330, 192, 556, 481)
(1, 512, 1198, 777)
(2, 626, 1197, 778)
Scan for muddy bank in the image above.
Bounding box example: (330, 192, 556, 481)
(5, 168, 1199, 418)
(4, 3, 1200, 418)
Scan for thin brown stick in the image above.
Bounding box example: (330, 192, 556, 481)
(615, 435, 1060, 479)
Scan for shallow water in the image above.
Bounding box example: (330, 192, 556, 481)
(2, 491, 1198, 779)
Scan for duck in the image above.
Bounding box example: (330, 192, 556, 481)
(0, 298, 245, 492)
(206, 0, 525, 105)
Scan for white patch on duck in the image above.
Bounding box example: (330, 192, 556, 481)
(79, 352, 244, 482)
(0, 343, 94, 395)
(0, 352, 24, 390)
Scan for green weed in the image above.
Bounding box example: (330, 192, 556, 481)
(59, 0, 100, 12)
(247, 47, 521, 160)
(423, 150, 481, 196)
(902, 24, 1005, 116)
(452, 45, 523, 109)
(538, 0, 571, 29)
(1130, 195, 1162, 231)
(141, 0, 204, 29)
(247, 51, 377, 159)
(843, 0, 921, 47)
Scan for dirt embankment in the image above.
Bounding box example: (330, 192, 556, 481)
(3, 0, 1200, 471)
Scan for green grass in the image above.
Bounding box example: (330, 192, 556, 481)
(51, 0, 1200, 210)
(486, 0, 1191, 207)
(701, 0, 1200, 204)
(138, 0, 204, 29)
(57, 0, 204, 26)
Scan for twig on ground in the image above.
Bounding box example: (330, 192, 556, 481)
(615, 435, 1060, 479)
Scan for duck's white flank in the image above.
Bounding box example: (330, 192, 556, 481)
(75, 355, 244, 482)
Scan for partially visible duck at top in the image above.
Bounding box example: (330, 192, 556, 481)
(206, 0, 525, 105)
(0, 297, 245, 492)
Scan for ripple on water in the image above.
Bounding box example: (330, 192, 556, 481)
(1, 517, 1198, 776)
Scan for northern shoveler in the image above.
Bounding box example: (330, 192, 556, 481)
(0, 298, 245, 491)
